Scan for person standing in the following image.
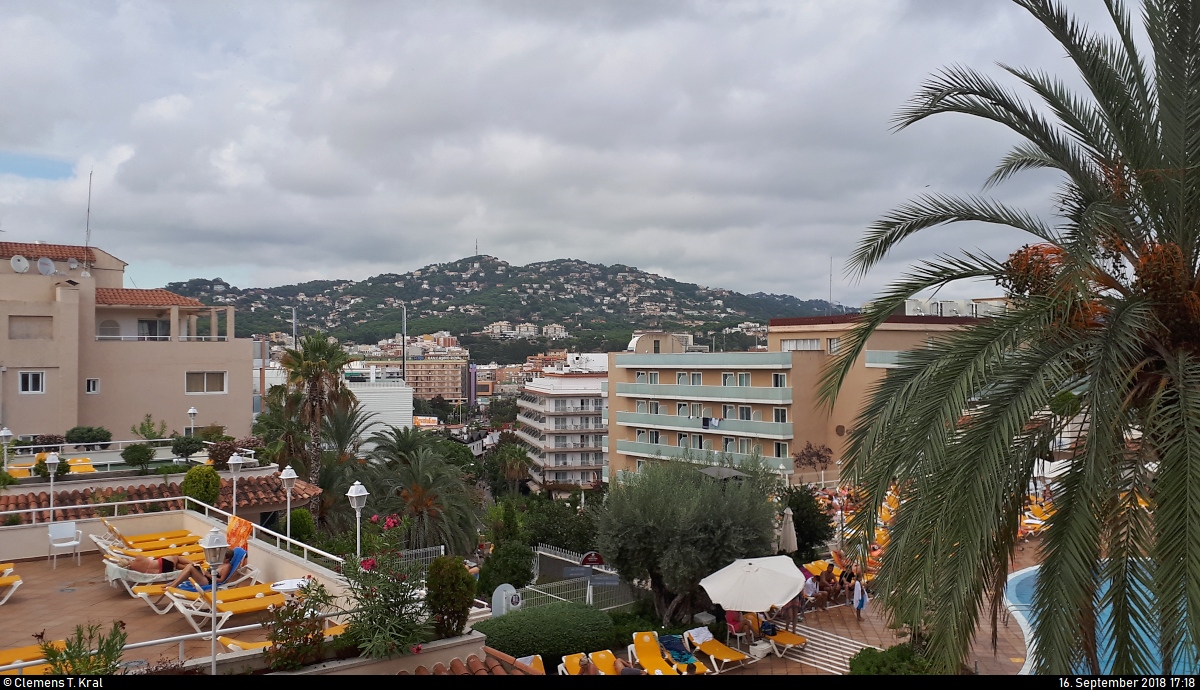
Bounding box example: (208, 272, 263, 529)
(849, 573, 869, 621)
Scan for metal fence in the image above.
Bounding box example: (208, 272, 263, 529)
(374, 545, 446, 579)
(516, 575, 639, 613)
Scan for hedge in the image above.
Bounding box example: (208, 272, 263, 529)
(848, 644, 932, 675)
(472, 603, 613, 673)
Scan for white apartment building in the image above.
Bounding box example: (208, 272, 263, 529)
(514, 372, 607, 493)
(542, 324, 569, 339)
(514, 323, 539, 338)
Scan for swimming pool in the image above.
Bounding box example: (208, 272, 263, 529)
(1006, 566, 1200, 675)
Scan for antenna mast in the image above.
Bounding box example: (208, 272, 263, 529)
(84, 170, 93, 272)
(828, 256, 833, 316)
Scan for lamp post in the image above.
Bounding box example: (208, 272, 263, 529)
(228, 454, 244, 517)
(280, 465, 297, 541)
(346, 481, 369, 559)
(45, 452, 60, 524)
(199, 526, 229, 675)
(187, 407, 198, 438)
(0, 427, 12, 473)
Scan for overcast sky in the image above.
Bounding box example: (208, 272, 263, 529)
(0, 1, 1121, 305)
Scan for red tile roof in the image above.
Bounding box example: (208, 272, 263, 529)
(398, 647, 545, 676)
(768, 314, 978, 327)
(94, 288, 205, 308)
(0, 242, 98, 263)
(0, 473, 320, 524)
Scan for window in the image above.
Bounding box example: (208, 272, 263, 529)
(581, 417, 590, 429)
(580, 398, 590, 411)
(555, 399, 567, 411)
(593, 416, 603, 427)
(722, 373, 735, 387)
(185, 371, 226, 394)
(635, 371, 647, 383)
(137, 319, 171, 341)
(828, 338, 842, 354)
(738, 372, 751, 387)
(554, 417, 567, 430)
(86, 378, 100, 394)
(648, 401, 660, 415)
(594, 452, 604, 463)
(738, 438, 752, 454)
(677, 372, 688, 385)
(648, 371, 659, 384)
(775, 442, 789, 459)
(722, 404, 736, 419)
(96, 320, 120, 339)
(636, 400, 648, 414)
(648, 430, 661, 444)
(865, 350, 904, 368)
(691, 372, 703, 386)
(19, 371, 45, 394)
(653, 339, 661, 354)
(555, 435, 567, 448)
(593, 435, 604, 447)
(677, 402, 688, 416)
(774, 408, 788, 423)
(723, 437, 735, 453)
(780, 338, 820, 351)
(555, 472, 568, 481)
(692, 435, 703, 449)
(691, 403, 702, 417)
(555, 453, 567, 466)
(738, 405, 752, 421)
(678, 433, 688, 447)
(637, 429, 647, 443)
(773, 373, 787, 388)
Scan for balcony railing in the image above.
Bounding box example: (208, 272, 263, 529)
(615, 352, 793, 369)
(614, 440, 791, 470)
(613, 382, 792, 404)
(95, 335, 229, 342)
(615, 412, 792, 439)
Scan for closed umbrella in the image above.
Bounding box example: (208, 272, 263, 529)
(699, 555, 805, 613)
(778, 507, 798, 554)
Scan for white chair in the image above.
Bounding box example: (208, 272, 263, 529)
(48, 521, 82, 569)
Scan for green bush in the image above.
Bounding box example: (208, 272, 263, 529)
(0, 470, 16, 488)
(289, 508, 316, 543)
(34, 435, 65, 452)
(39, 622, 126, 675)
(65, 426, 112, 448)
(171, 436, 206, 460)
(180, 465, 220, 507)
(427, 555, 476, 639)
(477, 542, 534, 599)
(33, 457, 71, 478)
(120, 443, 156, 474)
(848, 644, 932, 675)
(473, 603, 613, 672)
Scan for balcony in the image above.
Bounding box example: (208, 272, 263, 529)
(547, 422, 608, 432)
(613, 383, 792, 404)
(95, 335, 229, 342)
(615, 440, 790, 470)
(615, 352, 793, 369)
(551, 442, 605, 451)
(615, 411, 792, 439)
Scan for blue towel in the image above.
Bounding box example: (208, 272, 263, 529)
(177, 547, 246, 592)
(660, 635, 696, 664)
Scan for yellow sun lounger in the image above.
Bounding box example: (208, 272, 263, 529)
(0, 574, 22, 606)
(628, 631, 680, 675)
(101, 518, 196, 547)
(0, 563, 12, 576)
(558, 652, 586, 675)
(685, 631, 748, 674)
(589, 650, 619, 674)
(169, 581, 285, 635)
(218, 620, 346, 653)
(0, 641, 65, 676)
(744, 613, 807, 657)
(515, 654, 545, 674)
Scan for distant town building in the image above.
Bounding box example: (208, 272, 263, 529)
(542, 323, 569, 339)
(516, 365, 608, 494)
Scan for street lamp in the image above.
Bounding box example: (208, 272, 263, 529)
(346, 481, 369, 559)
(45, 452, 60, 524)
(280, 465, 297, 541)
(199, 526, 229, 675)
(228, 454, 245, 517)
(0, 427, 12, 472)
(187, 407, 198, 438)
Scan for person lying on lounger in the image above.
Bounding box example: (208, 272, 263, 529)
(163, 549, 243, 589)
(124, 554, 197, 576)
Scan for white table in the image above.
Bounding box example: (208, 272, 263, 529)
(271, 578, 308, 595)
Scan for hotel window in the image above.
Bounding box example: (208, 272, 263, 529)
(555, 453, 567, 466)
(677, 372, 688, 385)
(637, 429, 647, 443)
(637, 400, 648, 414)
(775, 442, 789, 458)
(722, 404, 736, 418)
(865, 350, 905, 368)
(555, 472, 568, 481)
(773, 373, 787, 388)
(581, 417, 590, 429)
(19, 371, 45, 394)
(691, 403, 703, 417)
(723, 437, 735, 453)
(185, 371, 226, 394)
(555, 398, 567, 411)
(593, 435, 604, 447)
(636, 371, 647, 383)
(648, 371, 660, 384)
(86, 378, 100, 394)
(774, 408, 788, 423)
(738, 372, 751, 387)
(738, 405, 752, 421)
(137, 319, 171, 341)
(828, 338, 842, 354)
(780, 338, 820, 351)
(738, 438, 752, 454)
(554, 417, 567, 430)
(593, 416, 603, 427)
(677, 403, 688, 416)
(653, 339, 661, 353)
(580, 398, 590, 411)
(648, 430, 661, 444)
(678, 433, 688, 447)
(594, 452, 605, 463)
(691, 372, 703, 386)
(722, 373, 735, 386)
(692, 435, 703, 449)
(648, 401, 660, 414)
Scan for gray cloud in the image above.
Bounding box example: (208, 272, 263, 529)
(0, 0, 1125, 304)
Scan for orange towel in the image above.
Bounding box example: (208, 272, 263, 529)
(226, 516, 253, 552)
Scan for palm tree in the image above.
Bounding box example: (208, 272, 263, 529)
(373, 447, 478, 553)
(368, 425, 433, 468)
(495, 444, 533, 495)
(823, 0, 1200, 674)
(323, 401, 379, 463)
(253, 385, 309, 471)
(281, 334, 355, 521)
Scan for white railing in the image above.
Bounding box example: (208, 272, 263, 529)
(0, 496, 184, 524)
(5, 437, 177, 456)
(182, 496, 343, 567)
(94, 335, 228, 342)
(535, 544, 618, 575)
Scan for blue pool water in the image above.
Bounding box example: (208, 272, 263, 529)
(1007, 567, 1200, 674)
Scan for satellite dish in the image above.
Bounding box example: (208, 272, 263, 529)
(67, 258, 79, 269)
(37, 257, 55, 276)
(10, 255, 29, 273)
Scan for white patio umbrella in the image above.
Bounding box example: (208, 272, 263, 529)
(777, 507, 798, 554)
(699, 555, 805, 613)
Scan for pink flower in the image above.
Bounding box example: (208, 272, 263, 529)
(410, 644, 423, 654)
(361, 558, 376, 571)
(369, 514, 380, 524)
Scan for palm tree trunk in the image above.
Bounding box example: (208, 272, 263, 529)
(307, 414, 323, 522)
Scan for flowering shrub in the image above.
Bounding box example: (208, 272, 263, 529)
(265, 578, 336, 671)
(340, 553, 430, 659)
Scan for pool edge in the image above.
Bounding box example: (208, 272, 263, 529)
(1005, 565, 1039, 676)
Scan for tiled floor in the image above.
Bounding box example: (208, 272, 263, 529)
(0, 553, 274, 671)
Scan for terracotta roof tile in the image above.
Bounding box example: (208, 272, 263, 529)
(769, 314, 977, 327)
(448, 659, 469, 675)
(0, 472, 320, 524)
(0, 242, 98, 263)
(94, 288, 205, 308)
(399, 649, 544, 676)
